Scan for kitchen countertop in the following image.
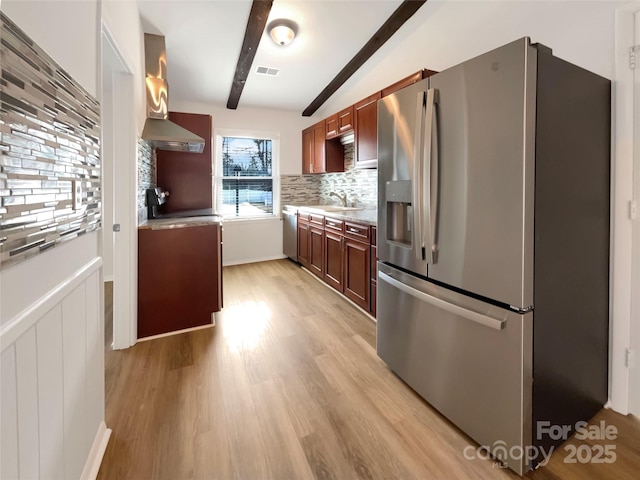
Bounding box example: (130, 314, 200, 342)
(291, 205, 377, 226)
(138, 215, 222, 230)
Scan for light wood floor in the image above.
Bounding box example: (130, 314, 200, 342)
(98, 259, 640, 480)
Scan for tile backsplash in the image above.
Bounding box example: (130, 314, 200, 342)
(137, 138, 156, 224)
(280, 174, 321, 206)
(318, 144, 377, 208)
(280, 143, 377, 210)
(0, 13, 101, 269)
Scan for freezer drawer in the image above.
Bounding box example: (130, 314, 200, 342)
(377, 263, 532, 474)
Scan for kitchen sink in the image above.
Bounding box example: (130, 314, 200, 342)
(301, 205, 364, 212)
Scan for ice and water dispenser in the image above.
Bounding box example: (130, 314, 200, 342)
(385, 180, 413, 247)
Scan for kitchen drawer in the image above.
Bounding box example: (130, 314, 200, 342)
(344, 221, 370, 242)
(310, 214, 325, 226)
(298, 212, 310, 223)
(324, 217, 344, 233)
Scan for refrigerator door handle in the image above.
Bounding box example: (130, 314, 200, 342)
(413, 91, 426, 260)
(379, 271, 506, 331)
(423, 88, 438, 263)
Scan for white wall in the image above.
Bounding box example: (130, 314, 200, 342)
(170, 101, 312, 264)
(1, 0, 100, 97)
(316, 0, 624, 119)
(172, 100, 312, 175)
(1, 236, 105, 480)
(102, 0, 146, 131)
(0, 0, 132, 477)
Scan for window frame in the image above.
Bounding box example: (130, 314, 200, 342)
(214, 129, 280, 221)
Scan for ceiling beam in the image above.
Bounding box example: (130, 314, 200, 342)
(302, 0, 427, 117)
(227, 0, 273, 110)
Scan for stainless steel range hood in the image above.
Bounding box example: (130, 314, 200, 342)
(141, 33, 205, 153)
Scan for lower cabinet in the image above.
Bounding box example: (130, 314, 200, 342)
(138, 223, 223, 339)
(297, 211, 376, 317)
(344, 237, 370, 310)
(324, 229, 344, 292)
(309, 225, 325, 278)
(297, 220, 310, 269)
(371, 226, 377, 318)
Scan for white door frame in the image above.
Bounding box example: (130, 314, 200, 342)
(100, 18, 138, 349)
(610, 1, 640, 415)
(629, 6, 640, 417)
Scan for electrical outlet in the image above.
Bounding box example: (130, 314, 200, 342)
(72, 180, 82, 210)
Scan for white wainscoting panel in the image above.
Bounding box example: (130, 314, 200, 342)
(37, 305, 65, 480)
(62, 284, 89, 479)
(1, 346, 19, 479)
(85, 271, 104, 440)
(16, 328, 40, 479)
(0, 257, 106, 479)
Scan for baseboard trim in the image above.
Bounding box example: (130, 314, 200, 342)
(137, 322, 215, 343)
(300, 266, 376, 323)
(81, 421, 112, 480)
(223, 254, 287, 267)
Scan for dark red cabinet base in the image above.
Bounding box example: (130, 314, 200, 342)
(138, 223, 222, 339)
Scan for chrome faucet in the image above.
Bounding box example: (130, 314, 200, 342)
(329, 191, 348, 207)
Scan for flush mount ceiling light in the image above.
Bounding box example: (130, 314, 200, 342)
(268, 19, 298, 46)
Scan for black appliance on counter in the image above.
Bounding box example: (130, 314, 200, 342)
(146, 188, 216, 219)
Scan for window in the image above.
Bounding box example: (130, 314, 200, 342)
(215, 133, 279, 219)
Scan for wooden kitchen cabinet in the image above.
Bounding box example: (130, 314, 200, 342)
(353, 91, 381, 169)
(302, 121, 344, 174)
(312, 122, 326, 174)
(302, 127, 313, 174)
(297, 215, 310, 268)
(324, 217, 345, 292)
(343, 221, 371, 310)
(344, 236, 371, 311)
(380, 70, 423, 97)
(138, 223, 222, 339)
(326, 105, 354, 140)
(352, 71, 438, 170)
(370, 226, 377, 318)
(297, 210, 375, 316)
(309, 225, 325, 278)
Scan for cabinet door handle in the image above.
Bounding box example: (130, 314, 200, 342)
(348, 228, 360, 234)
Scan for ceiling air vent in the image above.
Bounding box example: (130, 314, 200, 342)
(256, 66, 280, 77)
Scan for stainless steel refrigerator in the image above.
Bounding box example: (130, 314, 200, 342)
(376, 37, 610, 475)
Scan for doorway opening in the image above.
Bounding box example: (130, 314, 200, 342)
(101, 24, 138, 350)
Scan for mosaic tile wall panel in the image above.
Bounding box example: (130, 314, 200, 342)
(0, 13, 101, 269)
(137, 138, 156, 224)
(318, 144, 378, 208)
(280, 174, 321, 207)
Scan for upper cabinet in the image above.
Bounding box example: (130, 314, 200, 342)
(353, 91, 382, 169)
(326, 105, 354, 140)
(302, 126, 314, 174)
(381, 69, 437, 98)
(355, 70, 438, 169)
(301, 69, 437, 173)
(302, 120, 344, 174)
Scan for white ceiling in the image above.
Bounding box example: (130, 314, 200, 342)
(137, 0, 406, 113)
(137, 0, 626, 118)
